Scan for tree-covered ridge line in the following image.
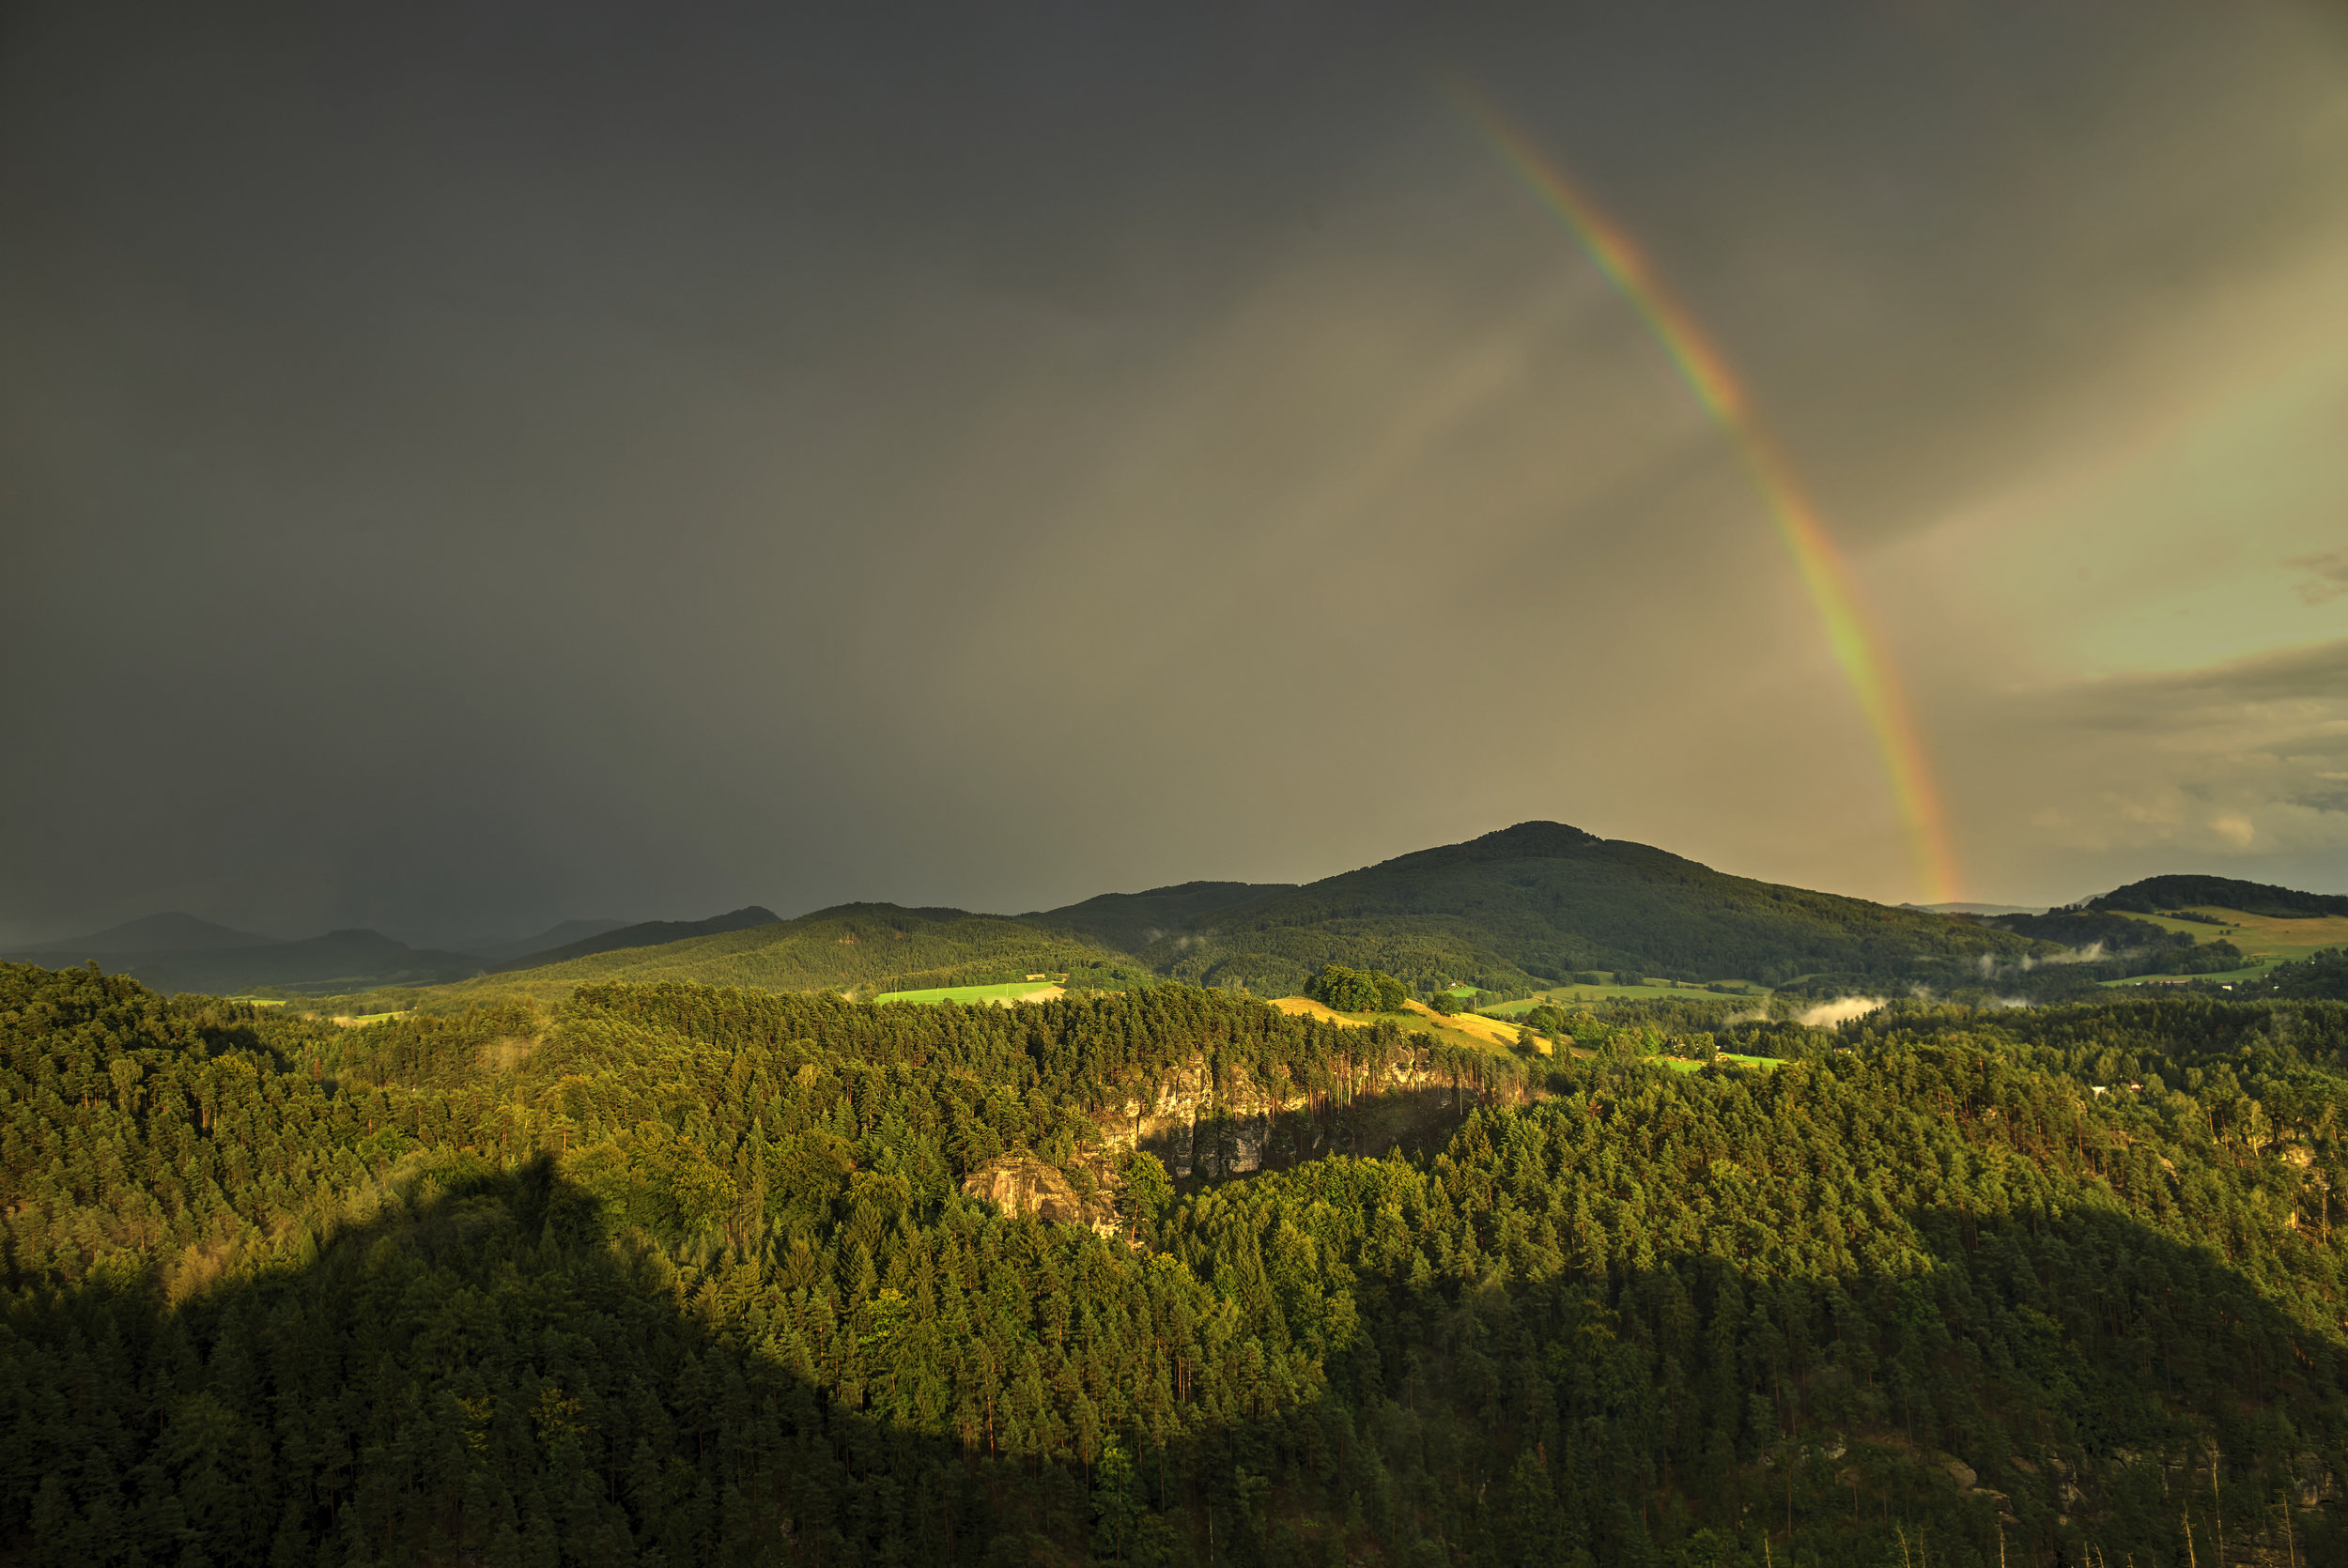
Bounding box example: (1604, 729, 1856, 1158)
(7, 961, 2348, 1565)
(354, 821, 2075, 1018)
(2087, 875, 2348, 921)
(419, 904, 1145, 1010)
(1132, 826, 2053, 999)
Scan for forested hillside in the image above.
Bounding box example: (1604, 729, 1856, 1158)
(2088, 875, 2348, 920)
(1026, 883, 1296, 956)
(1135, 822, 2045, 995)
(2234, 945, 2348, 1002)
(430, 903, 1143, 1007)
(7, 958, 2347, 1566)
(1978, 909, 2249, 984)
(485, 907, 782, 975)
(421, 823, 2051, 1014)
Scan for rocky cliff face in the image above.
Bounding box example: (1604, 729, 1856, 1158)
(1094, 1057, 1460, 1178)
(960, 1154, 1120, 1231)
(966, 1052, 1507, 1222)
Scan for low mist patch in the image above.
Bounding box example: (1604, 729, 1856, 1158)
(1798, 996, 1883, 1028)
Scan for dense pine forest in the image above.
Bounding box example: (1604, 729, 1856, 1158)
(7, 958, 2348, 1566)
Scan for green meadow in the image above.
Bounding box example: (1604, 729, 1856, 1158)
(2117, 905, 2348, 962)
(1658, 1052, 1781, 1072)
(873, 979, 1061, 1006)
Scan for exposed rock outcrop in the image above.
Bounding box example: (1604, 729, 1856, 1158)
(1094, 1056, 1462, 1177)
(961, 1154, 1118, 1231)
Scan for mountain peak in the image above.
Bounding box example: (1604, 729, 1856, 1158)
(1372, 821, 1603, 874)
(1465, 822, 1604, 859)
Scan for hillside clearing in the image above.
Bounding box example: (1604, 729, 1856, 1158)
(1658, 1053, 1781, 1073)
(1399, 998, 1522, 1049)
(874, 981, 1066, 1006)
(2115, 906, 2348, 961)
(1269, 995, 1522, 1055)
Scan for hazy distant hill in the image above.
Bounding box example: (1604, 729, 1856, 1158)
(77, 929, 480, 995)
(2087, 874, 2348, 919)
(13, 912, 273, 955)
(1132, 821, 2045, 995)
(460, 903, 1126, 1002)
(1024, 881, 1294, 954)
(462, 918, 630, 966)
(486, 906, 780, 973)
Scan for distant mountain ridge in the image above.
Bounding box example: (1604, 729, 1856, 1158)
(14, 912, 274, 954)
(62, 829, 2344, 1009)
(462, 918, 631, 966)
(486, 905, 781, 974)
(470, 821, 2050, 1002)
(4, 928, 484, 996)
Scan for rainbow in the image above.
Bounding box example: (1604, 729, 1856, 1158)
(1448, 81, 1963, 904)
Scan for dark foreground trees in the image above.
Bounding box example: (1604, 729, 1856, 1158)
(5, 961, 2348, 1565)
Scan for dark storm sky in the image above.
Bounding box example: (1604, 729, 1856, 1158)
(8, 2, 2348, 945)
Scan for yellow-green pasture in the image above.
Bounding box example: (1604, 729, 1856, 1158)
(874, 980, 1064, 1006)
(2116, 907, 2348, 962)
(1656, 1053, 1781, 1073)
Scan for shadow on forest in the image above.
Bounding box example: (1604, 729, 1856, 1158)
(1135, 1082, 1488, 1186)
(8, 1151, 2347, 1568)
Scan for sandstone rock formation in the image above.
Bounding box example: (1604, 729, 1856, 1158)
(961, 1154, 1119, 1231)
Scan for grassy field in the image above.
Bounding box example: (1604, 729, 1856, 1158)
(2117, 907, 2348, 961)
(1269, 996, 1522, 1056)
(1657, 1053, 1780, 1073)
(330, 1009, 411, 1026)
(873, 981, 1066, 1006)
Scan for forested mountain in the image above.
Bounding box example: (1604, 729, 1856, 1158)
(8, 957, 2346, 1566)
(487, 906, 783, 974)
(2088, 874, 2348, 919)
(451, 823, 2049, 1010)
(1027, 882, 1296, 955)
(450, 903, 1133, 1004)
(1129, 822, 2045, 995)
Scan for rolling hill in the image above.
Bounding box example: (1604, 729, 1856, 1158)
(2087, 873, 2348, 919)
(439, 902, 1133, 1004)
(484, 905, 781, 973)
(449, 820, 2046, 1007)
(1022, 880, 1293, 953)
(1125, 821, 2046, 995)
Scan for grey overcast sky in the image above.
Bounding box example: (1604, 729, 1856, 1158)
(7, 1, 2348, 945)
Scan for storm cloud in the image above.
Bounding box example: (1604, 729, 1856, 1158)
(6, 1, 2347, 945)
